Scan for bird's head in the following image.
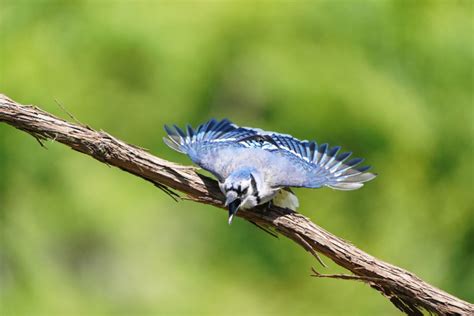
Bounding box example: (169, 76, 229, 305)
(220, 168, 261, 224)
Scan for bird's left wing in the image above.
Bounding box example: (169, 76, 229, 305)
(238, 132, 377, 190)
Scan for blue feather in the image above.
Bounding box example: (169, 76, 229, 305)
(164, 119, 376, 191)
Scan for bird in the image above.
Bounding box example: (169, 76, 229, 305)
(163, 119, 376, 224)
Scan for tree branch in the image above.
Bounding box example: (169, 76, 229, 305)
(0, 93, 472, 316)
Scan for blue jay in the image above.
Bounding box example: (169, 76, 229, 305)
(164, 119, 376, 224)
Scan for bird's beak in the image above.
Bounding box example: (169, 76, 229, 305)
(226, 198, 241, 225)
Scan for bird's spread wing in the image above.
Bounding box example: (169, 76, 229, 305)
(239, 132, 376, 190)
(164, 119, 376, 190)
(163, 119, 261, 181)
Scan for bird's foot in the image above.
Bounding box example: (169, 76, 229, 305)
(263, 200, 273, 212)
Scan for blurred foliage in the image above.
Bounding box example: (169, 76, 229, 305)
(0, 1, 473, 315)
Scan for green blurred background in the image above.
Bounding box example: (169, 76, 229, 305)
(0, 1, 473, 315)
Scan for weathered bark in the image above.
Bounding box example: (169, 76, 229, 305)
(0, 93, 472, 315)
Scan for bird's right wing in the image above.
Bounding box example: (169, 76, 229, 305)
(163, 119, 260, 181)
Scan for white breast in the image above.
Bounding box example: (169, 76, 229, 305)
(272, 189, 300, 211)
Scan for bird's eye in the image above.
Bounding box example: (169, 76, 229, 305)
(242, 187, 248, 195)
